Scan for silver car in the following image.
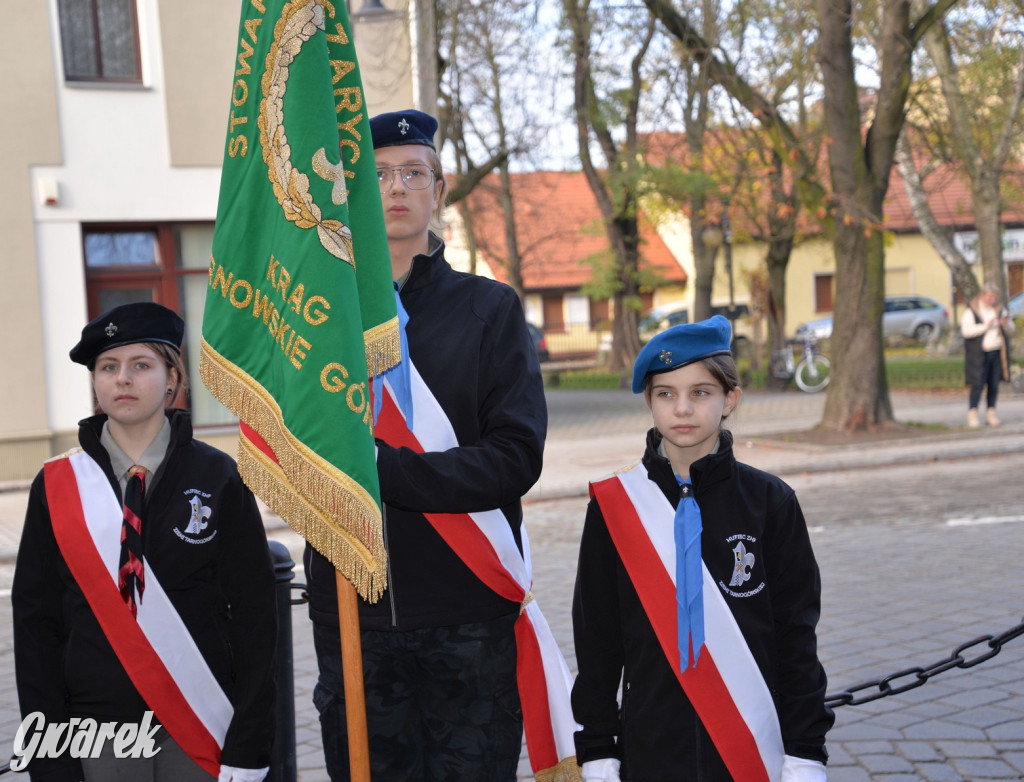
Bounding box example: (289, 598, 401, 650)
(795, 295, 950, 342)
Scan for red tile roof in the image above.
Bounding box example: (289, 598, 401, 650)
(456, 170, 685, 291)
(641, 130, 1024, 233)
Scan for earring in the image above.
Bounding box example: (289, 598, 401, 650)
(166, 388, 174, 397)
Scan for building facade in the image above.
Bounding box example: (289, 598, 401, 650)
(0, 0, 428, 481)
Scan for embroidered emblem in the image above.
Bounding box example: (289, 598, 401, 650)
(718, 534, 765, 598)
(174, 490, 218, 544)
(105, 322, 118, 338)
(659, 349, 673, 365)
(184, 496, 212, 535)
(258, 1, 354, 266)
(729, 540, 755, 586)
(398, 118, 410, 135)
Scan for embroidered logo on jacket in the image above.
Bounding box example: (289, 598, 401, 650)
(719, 534, 765, 597)
(174, 489, 218, 544)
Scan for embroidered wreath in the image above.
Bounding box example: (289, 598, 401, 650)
(258, 0, 355, 266)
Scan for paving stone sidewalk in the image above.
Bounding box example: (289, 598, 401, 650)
(1, 388, 1022, 780)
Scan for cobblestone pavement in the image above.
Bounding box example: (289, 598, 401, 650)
(1, 388, 1023, 780)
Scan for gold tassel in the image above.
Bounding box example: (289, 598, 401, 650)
(534, 757, 583, 782)
(364, 316, 401, 377)
(200, 340, 387, 602)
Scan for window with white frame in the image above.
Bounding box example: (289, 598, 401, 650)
(57, 0, 142, 83)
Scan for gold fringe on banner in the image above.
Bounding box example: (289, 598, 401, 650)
(534, 756, 582, 782)
(199, 338, 387, 602)
(364, 316, 401, 378)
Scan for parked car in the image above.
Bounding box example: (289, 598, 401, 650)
(637, 302, 752, 344)
(527, 322, 550, 362)
(794, 295, 950, 342)
(1008, 291, 1023, 318)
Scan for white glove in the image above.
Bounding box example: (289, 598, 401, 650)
(781, 754, 827, 782)
(217, 766, 270, 782)
(581, 757, 621, 782)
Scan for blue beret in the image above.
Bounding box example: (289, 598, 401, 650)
(70, 302, 184, 368)
(631, 314, 732, 393)
(369, 110, 438, 150)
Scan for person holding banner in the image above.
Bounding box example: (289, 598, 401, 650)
(13, 302, 277, 782)
(304, 109, 555, 781)
(574, 316, 833, 782)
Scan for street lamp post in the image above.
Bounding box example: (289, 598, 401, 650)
(721, 204, 736, 339)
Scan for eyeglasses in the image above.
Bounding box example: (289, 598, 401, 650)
(377, 164, 435, 193)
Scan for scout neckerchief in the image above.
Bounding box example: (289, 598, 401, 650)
(118, 464, 146, 616)
(44, 449, 231, 778)
(590, 462, 785, 782)
(374, 363, 580, 782)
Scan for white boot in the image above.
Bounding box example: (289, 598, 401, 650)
(967, 409, 980, 428)
(987, 408, 1001, 427)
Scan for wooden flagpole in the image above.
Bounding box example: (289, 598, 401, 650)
(336, 572, 371, 782)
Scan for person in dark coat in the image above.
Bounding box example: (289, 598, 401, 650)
(572, 316, 833, 781)
(13, 302, 277, 782)
(304, 110, 548, 781)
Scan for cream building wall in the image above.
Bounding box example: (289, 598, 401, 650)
(0, 0, 430, 482)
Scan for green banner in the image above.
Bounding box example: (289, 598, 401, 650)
(200, 0, 396, 601)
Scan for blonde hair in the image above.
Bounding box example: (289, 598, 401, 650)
(425, 147, 448, 223)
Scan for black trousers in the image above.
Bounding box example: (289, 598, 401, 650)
(311, 612, 522, 781)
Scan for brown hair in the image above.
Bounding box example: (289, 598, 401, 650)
(643, 354, 741, 411)
(147, 342, 188, 404)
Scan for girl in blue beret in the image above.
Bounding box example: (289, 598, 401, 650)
(572, 315, 833, 781)
(13, 302, 277, 782)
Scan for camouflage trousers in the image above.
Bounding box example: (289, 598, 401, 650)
(312, 613, 523, 781)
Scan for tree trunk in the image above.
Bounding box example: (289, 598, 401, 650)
(822, 212, 894, 430)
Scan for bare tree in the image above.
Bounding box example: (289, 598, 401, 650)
(902, 0, 1024, 301)
(562, 0, 657, 372)
(436, 0, 553, 298)
(644, 0, 958, 431)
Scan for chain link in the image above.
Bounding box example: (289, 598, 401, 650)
(826, 617, 1024, 708)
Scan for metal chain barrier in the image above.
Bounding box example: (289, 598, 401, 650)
(825, 616, 1024, 708)
(1, 605, 1019, 774)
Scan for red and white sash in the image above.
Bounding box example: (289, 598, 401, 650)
(590, 463, 784, 782)
(44, 449, 232, 778)
(374, 365, 580, 781)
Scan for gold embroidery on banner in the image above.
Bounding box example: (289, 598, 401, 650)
(200, 338, 386, 601)
(258, 0, 355, 266)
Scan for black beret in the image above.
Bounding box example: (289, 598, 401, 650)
(631, 315, 732, 393)
(70, 302, 184, 368)
(369, 110, 437, 150)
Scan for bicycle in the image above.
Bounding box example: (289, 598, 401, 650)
(771, 334, 831, 393)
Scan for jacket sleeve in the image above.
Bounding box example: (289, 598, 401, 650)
(11, 471, 85, 781)
(375, 290, 547, 514)
(571, 498, 624, 764)
(961, 308, 986, 338)
(763, 486, 834, 763)
(218, 476, 278, 770)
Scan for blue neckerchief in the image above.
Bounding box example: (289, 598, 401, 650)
(674, 475, 704, 669)
(372, 287, 414, 428)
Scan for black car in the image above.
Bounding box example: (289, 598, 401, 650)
(527, 323, 550, 362)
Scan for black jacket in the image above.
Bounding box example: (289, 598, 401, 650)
(13, 410, 277, 780)
(305, 237, 547, 630)
(571, 429, 833, 781)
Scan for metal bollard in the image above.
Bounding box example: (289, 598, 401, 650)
(268, 540, 297, 782)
